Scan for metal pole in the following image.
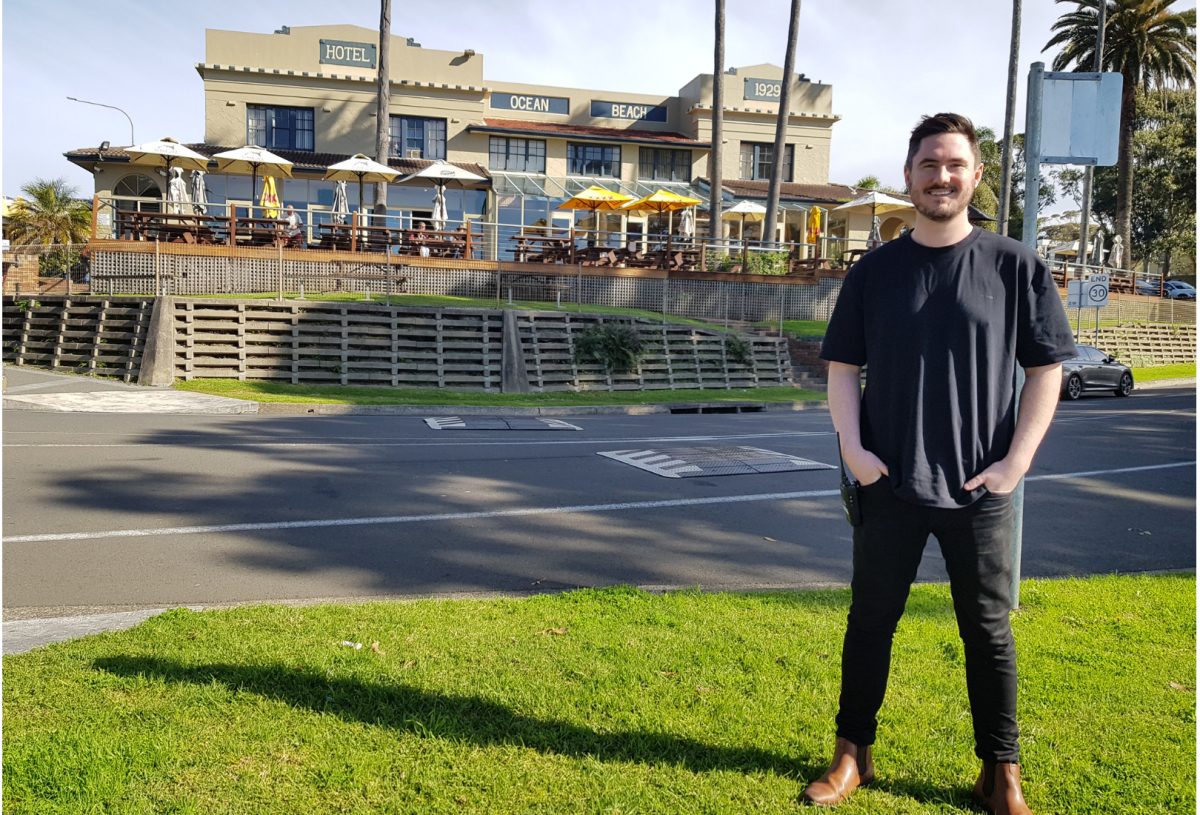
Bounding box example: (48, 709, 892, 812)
(66, 97, 135, 146)
(1076, 1, 1107, 285)
(997, 0, 1022, 236)
(1012, 61, 1045, 610)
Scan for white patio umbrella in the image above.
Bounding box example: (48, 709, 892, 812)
(212, 145, 294, 217)
(126, 137, 211, 207)
(323, 153, 399, 216)
(833, 191, 913, 217)
(868, 215, 882, 247)
(398, 160, 487, 229)
(330, 180, 350, 226)
(190, 170, 208, 215)
(1109, 234, 1124, 269)
(1090, 231, 1105, 266)
(678, 207, 695, 239)
(166, 167, 191, 214)
(431, 186, 449, 231)
(721, 200, 768, 269)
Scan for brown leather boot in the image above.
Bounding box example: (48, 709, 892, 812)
(800, 737, 874, 807)
(973, 762, 1033, 815)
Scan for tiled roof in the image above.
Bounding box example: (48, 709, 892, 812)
(710, 178, 861, 204)
(474, 119, 708, 148)
(63, 144, 491, 179)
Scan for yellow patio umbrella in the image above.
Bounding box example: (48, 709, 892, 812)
(622, 189, 702, 246)
(807, 206, 823, 257)
(259, 176, 281, 219)
(557, 185, 633, 242)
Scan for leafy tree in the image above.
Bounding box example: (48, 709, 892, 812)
(5, 178, 91, 247)
(1045, 0, 1196, 261)
(854, 175, 881, 190)
(995, 133, 1057, 242)
(1091, 86, 1195, 276)
(974, 126, 1003, 230)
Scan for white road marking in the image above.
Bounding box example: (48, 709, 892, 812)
(3, 461, 1193, 545)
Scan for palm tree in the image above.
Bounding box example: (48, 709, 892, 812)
(764, 0, 802, 247)
(374, 0, 392, 218)
(5, 178, 91, 247)
(708, 0, 725, 242)
(1045, 0, 1195, 262)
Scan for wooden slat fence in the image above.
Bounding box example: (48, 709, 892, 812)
(517, 312, 792, 392)
(173, 300, 506, 389)
(2, 296, 152, 381)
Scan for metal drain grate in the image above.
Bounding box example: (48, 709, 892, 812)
(597, 445, 835, 478)
(424, 417, 582, 431)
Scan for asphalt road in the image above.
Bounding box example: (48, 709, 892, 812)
(4, 387, 1194, 624)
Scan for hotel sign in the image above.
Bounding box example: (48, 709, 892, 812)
(744, 78, 784, 102)
(590, 100, 668, 122)
(491, 92, 570, 115)
(319, 39, 377, 69)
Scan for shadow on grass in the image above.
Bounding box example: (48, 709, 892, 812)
(93, 655, 823, 780)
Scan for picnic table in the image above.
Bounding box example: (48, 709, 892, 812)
(115, 211, 226, 245)
(511, 233, 573, 263)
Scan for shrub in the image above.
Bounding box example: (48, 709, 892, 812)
(724, 334, 754, 366)
(573, 323, 645, 374)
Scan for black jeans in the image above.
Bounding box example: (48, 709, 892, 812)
(835, 479, 1020, 763)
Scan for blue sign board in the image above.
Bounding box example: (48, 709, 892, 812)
(319, 39, 377, 69)
(590, 100, 668, 122)
(490, 92, 570, 115)
(744, 77, 784, 102)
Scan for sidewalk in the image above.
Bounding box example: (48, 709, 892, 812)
(3, 366, 827, 416)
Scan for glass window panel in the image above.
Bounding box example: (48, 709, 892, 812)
(389, 116, 448, 159)
(568, 143, 619, 177)
(738, 142, 794, 181)
(247, 105, 313, 152)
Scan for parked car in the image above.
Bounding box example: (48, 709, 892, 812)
(1061, 345, 1134, 400)
(1163, 280, 1196, 300)
(1135, 279, 1160, 296)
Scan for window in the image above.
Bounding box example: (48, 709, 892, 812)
(389, 116, 447, 160)
(489, 137, 546, 173)
(638, 147, 692, 182)
(739, 142, 794, 181)
(247, 105, 314, 151)
(568, 143, 620, 177)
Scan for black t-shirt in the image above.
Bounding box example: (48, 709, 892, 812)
(820, 227, 1076, 508)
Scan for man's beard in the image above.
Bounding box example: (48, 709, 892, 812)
(913, 185, 973, 222)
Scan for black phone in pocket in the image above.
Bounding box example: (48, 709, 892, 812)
(837, 433, 864, 527)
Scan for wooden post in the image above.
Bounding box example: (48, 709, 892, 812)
(465, 225, 473, 260)
(228, 210, 236, 247)
(351, 211, 358, 253)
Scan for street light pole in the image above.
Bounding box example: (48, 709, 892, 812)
(67, 97, 135, 146)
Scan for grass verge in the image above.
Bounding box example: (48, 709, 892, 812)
(2, 575, 1193, 814)
(1133, 362, 1195, 382)
(174, 380, 824, 406)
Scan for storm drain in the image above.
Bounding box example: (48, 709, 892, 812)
(597, 445, 835, 478)
(424, 417, 582, 431)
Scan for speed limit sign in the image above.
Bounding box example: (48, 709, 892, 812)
(1086, 274, 1109, 308)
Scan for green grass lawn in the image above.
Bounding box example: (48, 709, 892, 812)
(1134, 362, 1196, 382)
(2, 575, 1193, 814)
(175, 380, 825, 406)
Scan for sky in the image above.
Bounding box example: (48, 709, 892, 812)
(2, 0, 1193, 207)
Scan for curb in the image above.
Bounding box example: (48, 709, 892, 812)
(254, 400, 830, 417)
(1135, 378, 1195, 390)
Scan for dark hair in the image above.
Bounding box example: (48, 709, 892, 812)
(905, 112, 981, 169)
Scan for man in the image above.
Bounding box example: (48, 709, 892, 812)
(282, 206, 304, 248)
(802, 113, 1075, 814)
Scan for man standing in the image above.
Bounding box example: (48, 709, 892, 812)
(802, 113, 1075, 814)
